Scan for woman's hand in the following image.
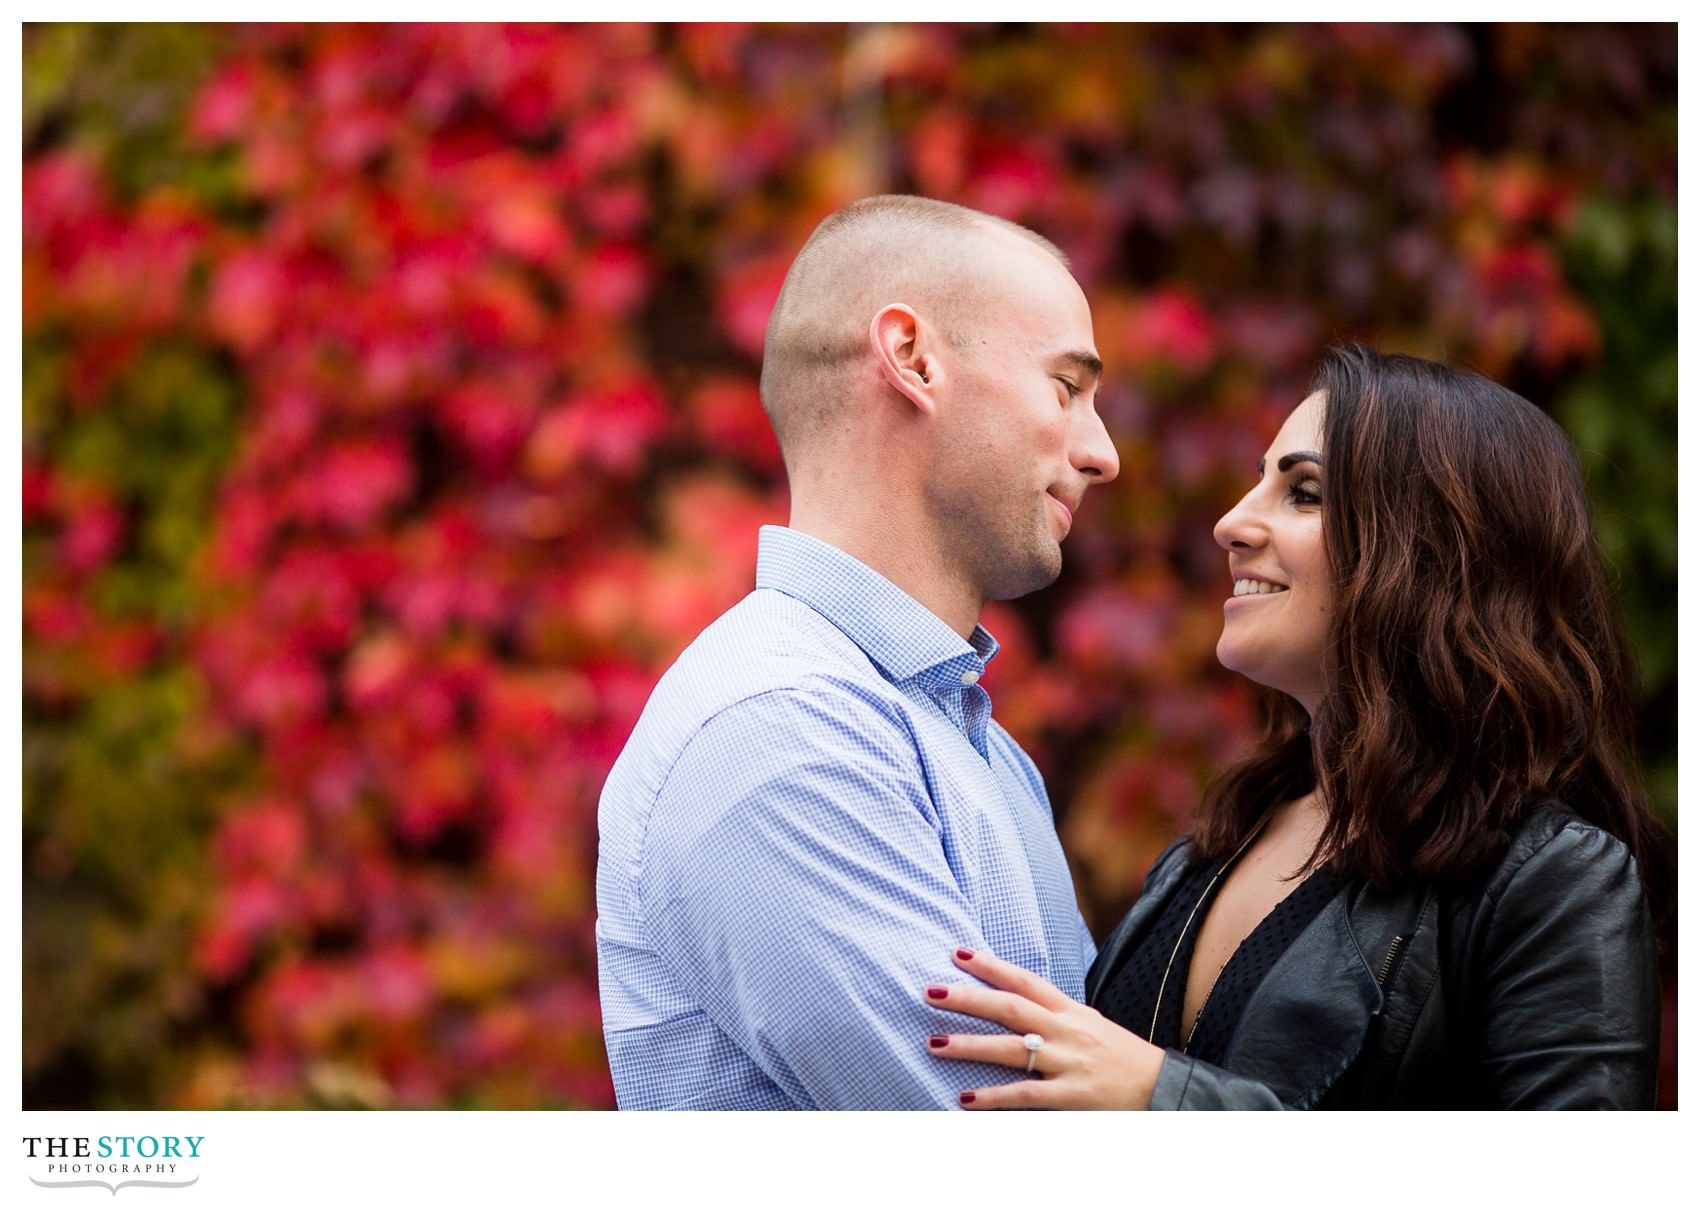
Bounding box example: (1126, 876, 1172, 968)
(924, 947, 1166, 1110)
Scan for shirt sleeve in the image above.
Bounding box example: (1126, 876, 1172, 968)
(638, 685, 1022, 1110)
(995, 721, 1098, 973)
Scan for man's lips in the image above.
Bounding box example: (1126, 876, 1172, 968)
(1047, 492, 1076, 528)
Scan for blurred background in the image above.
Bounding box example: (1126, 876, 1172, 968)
(22, 23, 1676, 1109)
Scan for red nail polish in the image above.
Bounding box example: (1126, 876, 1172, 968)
(956, 948, 975, 961)
(959, 1091, 976, 1105)
(926, 986, 947, 1000)
(929, 1035, 948, 1048)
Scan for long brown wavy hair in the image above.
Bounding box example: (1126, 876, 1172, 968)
(1194, 345, 1669, 910)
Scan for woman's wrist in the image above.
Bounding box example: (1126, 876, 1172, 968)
(1121, 1035, 1165, 1109)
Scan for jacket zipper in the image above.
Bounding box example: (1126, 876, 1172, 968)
(1375, 934, 1411, 991)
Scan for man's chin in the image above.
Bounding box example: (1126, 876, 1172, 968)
(987, 548, 1063, 602)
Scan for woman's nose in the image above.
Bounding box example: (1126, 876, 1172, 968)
(1213, 493, 1262, 551)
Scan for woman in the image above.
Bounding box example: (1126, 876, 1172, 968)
(923, 345, 1666, 1109)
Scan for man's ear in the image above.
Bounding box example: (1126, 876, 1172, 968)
(869, 304, 938, 415)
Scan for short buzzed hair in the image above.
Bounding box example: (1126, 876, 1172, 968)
(759, 195, 1069, 459)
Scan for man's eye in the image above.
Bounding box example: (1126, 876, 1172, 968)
(1056, 378, 1080, 400)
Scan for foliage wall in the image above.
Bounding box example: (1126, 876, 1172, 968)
(22, 23, 1677, 1109)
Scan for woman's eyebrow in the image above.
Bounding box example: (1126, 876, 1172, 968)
(1276, 450, 1324, 472)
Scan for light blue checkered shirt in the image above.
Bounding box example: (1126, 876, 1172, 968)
(595, 525, 1096, 1109)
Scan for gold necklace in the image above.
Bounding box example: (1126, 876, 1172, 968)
(1148, 813, 1271, 1053)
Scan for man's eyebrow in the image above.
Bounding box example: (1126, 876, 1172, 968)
(1054, 350, 1103, 379)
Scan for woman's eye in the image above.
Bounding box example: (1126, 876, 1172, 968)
(1289, 480, 1322, 506)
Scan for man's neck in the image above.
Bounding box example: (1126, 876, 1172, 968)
(783, 509, 982, 639)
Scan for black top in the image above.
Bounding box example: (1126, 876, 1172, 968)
(1094, 849, 1341, 1067)
(1082, 802, 1658, 1108)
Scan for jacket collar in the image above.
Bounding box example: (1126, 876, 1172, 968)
(1218, 889, 1385, 1106)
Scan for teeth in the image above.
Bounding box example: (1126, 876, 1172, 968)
(1233, 579, 1288, 597)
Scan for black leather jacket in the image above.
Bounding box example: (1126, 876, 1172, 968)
(1084, 801, 1659, 1108)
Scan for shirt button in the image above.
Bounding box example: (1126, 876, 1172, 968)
(960, 669, 980, 685)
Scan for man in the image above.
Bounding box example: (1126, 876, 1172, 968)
(595, 195, 1120, 1108)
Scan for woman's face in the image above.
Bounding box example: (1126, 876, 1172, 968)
(1212, 392, 1332, 715)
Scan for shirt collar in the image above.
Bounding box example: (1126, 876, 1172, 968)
(755, 525, 1000, 689)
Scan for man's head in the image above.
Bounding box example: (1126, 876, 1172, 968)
(760, 195, 1119, 604)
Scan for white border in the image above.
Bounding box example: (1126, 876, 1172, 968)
(9, 14, 1690, 1208)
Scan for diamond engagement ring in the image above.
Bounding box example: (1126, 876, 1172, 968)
(1022, 1032, 1045, 1072)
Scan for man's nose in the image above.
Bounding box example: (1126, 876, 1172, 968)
(1073, 409, 1120, 484)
